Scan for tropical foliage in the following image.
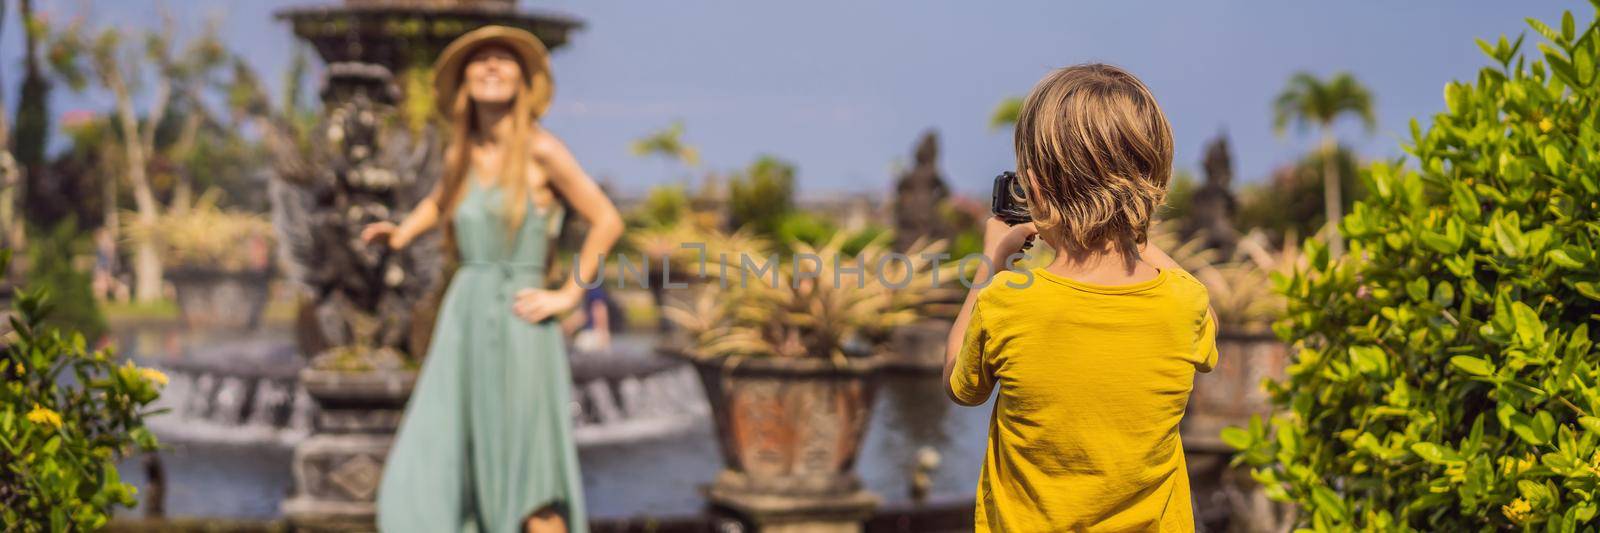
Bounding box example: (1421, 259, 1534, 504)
(0, 249, 165, 531)
(727, 155, 797, 237)
(989, 96, 1023, 130)
(122, 189, 275, 272)
(665, 233, 956, 364)
(630, 185, 691, 230)
(1272, 70, 1375, 258)
(26, 222, 107, 342)
(630, 121, 700, 167)
(1235, 147, 1365, 245)
(1228, 10, 1600, 530)
(1151, 226, 1301, 331)
(44, 15, 241, 301)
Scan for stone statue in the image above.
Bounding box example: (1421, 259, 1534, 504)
(268, 63, 445, 369)
(1185, 132, 1240, 255)
(893, 130, 952, 252)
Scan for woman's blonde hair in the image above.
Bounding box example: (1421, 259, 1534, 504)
(436, 45, 542, 239)
(1014, 63, 1173, 256)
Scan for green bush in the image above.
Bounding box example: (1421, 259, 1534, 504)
(1226, 10, 1600, 531)
(0, 248, 165, 531)
(1235, 147, 1363, 244)
(28, 222, 106, 342)
(728, 155, 796, 236)
(839, 224, 889, 257)
(774, 211, 836, 251)
(630, 184, 690, 230)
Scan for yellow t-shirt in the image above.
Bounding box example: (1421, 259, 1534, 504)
(949, 267, 1218, 532)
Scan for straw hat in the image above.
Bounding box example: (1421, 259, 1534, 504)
(432, 25, 554, 119)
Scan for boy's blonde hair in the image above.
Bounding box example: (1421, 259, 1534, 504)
(1014, 63, 1173, 255)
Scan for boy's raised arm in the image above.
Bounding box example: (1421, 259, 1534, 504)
(943, 217, 1037, 405)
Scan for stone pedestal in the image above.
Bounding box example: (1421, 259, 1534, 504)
(282, 369, 415, 532)
(709, 485, 879, 533)
(882, 319, 950, 374)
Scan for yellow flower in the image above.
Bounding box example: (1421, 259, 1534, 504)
(1499, 454, 1534, 476)
(139, 367, 169, 387)
(25, 405, 62, 428)
(1502, 498, 1532, 523)
(1539, 117, 1554, 132)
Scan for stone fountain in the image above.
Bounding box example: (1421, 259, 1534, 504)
(267, 1, 582, 529)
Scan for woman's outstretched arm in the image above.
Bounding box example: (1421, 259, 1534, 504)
(361, 186, 443, 250)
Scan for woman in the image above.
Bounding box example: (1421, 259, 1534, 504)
(366, 26, 622, 533)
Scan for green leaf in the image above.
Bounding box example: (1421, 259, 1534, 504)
(1580, 416, 1600, 435)
(1406, 278, 1429, 303)
(1577, 282, 1600, 302)
(1349, 345, 1389, 377)
(1494, 216, 1526, 257)
(1579, 503, 1598, 522)
(1534, 411, 1556, 443)
(1547, 249, 1585, 269)
(1544, 143, 1568, 173)
(1512, 301, 1546, 344)
(1530, 18, 1564, 44)
(1421, 231, 1459, 254)
(1311, 486, 1348, 521)
(1578, 41, 1596, 86)
(1411, 442, 1463, 464)
(1477, 38, 1498, 60)
(1432, 281, 1456, 307)
(1451, 184, 1481, 219)
(1450, 356, 1494, 376)
(1221, 427, 1252, 450)
(1512, 411, 1557, 446)
(1511, 415, 1543, 445)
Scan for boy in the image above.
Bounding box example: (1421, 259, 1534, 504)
(944, 64, 1219, 532)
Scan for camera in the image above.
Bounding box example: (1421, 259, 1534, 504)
(990, 171, 1034, 250)
(991, 171, 1030, 225)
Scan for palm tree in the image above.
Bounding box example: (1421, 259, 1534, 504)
(630, 121, 700, 167)
(1272, 71, 1375, 258)
(989, 96, 1023, 131)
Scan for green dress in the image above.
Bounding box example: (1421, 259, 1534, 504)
(377, 177, 587, 532)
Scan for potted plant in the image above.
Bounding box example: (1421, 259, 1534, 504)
(629, 222, 772, 331)
(1153, 228, 1297, 452)
(124, 190, 276, 330)
(662, 232, 951, 528)
(1151, 227, 1299, 530)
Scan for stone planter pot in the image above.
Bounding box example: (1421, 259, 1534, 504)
(282, 368, 416, 532)
(1181, 329, 1290, 530)
(1182, 329, 1289, 452)
(167, 267, 272, 331)
(881, 318, 950, 374)
(672, 349, 883, 532)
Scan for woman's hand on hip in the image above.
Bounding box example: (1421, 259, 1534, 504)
(513, 286, 582, 324)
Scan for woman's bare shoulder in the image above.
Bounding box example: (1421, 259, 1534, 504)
(527, 124, 567, 159)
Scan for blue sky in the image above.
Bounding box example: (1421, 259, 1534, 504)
(1, 1, 1581, 199)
